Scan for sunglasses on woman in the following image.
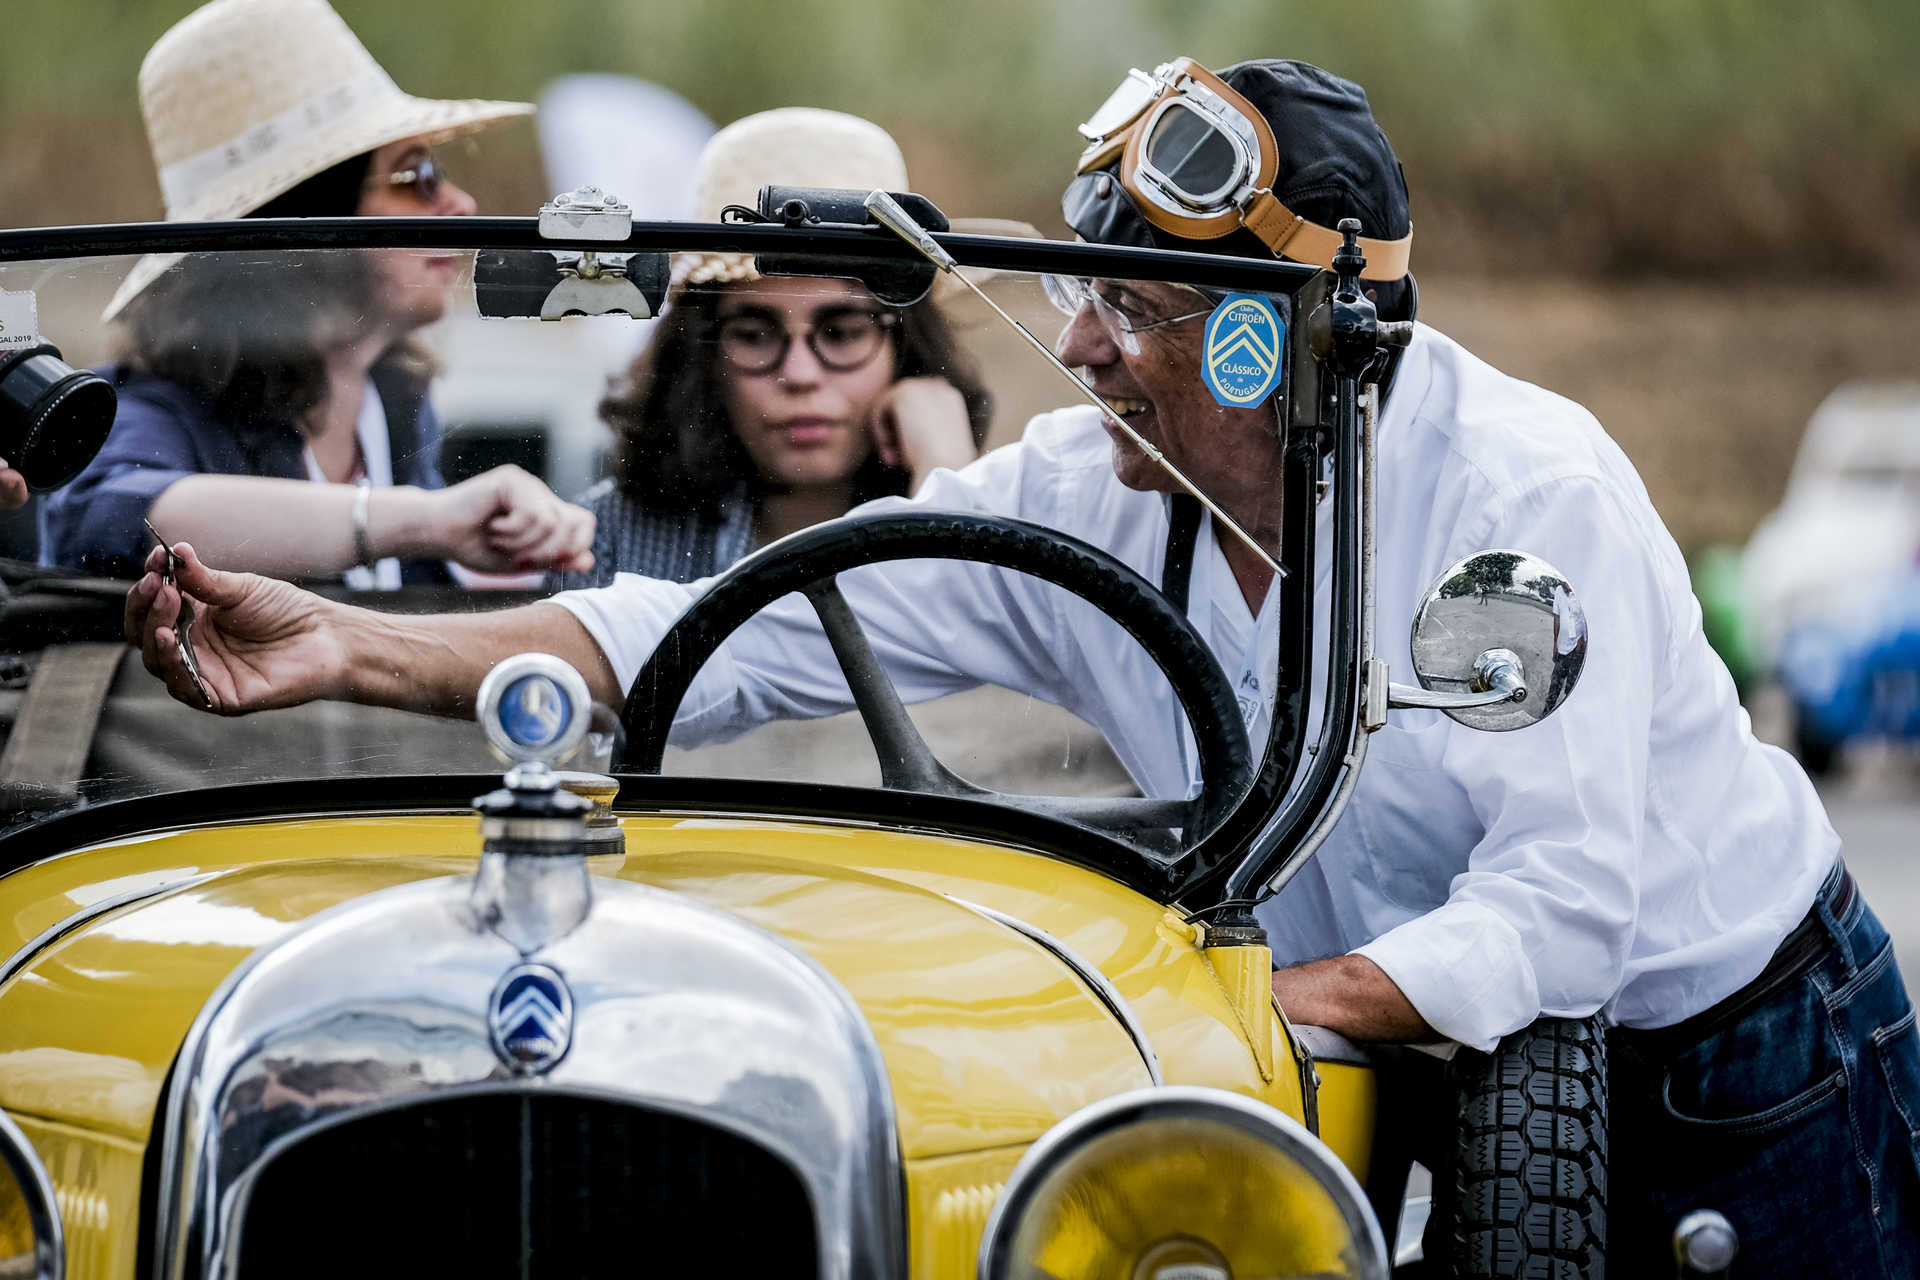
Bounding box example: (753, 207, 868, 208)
(714, 306, 901, 375)
(372, 152, 445, 204)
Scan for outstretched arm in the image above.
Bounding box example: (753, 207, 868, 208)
(126, 540, 620, 717)
(145, 465, 596, 578)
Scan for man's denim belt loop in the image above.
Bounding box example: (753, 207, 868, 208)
(1812, 859, 1862, 971)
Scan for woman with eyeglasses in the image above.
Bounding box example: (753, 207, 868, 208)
(549, 109, 990, 589)
(41, 0, 594, 585)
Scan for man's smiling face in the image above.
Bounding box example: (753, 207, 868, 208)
(1053, 280, 1285, 521)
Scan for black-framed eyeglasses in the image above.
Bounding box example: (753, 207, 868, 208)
(713, 306, 901, 375)
(375, 152, 445, 204)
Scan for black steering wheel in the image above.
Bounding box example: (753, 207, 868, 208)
(616, 511, 1252, 850)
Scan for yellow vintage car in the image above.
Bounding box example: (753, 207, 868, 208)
(0, 195, 1607, 1279)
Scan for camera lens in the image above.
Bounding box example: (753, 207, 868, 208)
(0, 344, 117, 491)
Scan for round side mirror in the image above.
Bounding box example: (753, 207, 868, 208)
(1408, 549, 1588, 731)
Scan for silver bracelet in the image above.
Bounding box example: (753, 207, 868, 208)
(351, 477, 374, 568)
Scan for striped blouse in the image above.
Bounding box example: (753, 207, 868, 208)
(546, 477, 756, 591)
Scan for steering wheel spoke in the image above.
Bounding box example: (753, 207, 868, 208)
(803, 578, 981, 798)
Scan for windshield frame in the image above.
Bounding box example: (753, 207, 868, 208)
(0, 215, 1318, 291)
(0, 215, 1343, 915)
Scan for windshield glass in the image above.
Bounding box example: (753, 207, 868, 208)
(0, 236, 1293, 859)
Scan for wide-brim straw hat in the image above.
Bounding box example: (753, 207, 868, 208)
(673, 107, 1039, 301)
(101, 0, 532, 323)
(675, 108, 909, 289)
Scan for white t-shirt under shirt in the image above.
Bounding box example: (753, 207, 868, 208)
(301, 377, 402, 591)
(552, 324, 1838, 1052)
(302, 379, 543, 592)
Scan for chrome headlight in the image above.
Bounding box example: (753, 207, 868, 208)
(978, 1086, 1386, 1280)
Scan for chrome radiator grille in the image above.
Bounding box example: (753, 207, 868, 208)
(235, 1093, 818, 1277)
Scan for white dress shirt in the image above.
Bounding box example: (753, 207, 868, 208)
(554, 324, 1838, 1052)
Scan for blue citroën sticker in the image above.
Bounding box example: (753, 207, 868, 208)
(489, 962, 574, 1074)
(1201, 293, 1285, 408)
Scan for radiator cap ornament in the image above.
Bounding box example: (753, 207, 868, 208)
(476, 652, 593, 767)
(488, 961, 574, 1074)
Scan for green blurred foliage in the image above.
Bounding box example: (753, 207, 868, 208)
(4, 0, 1917, 276)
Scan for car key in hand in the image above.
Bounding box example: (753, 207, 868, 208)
(144, 520, 215, 709)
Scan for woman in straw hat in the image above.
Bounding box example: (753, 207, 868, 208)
(40, 0, 594, 587)
(550, 108, 990, 590)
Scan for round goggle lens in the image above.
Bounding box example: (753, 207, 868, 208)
(1144, 102, 1241, 208)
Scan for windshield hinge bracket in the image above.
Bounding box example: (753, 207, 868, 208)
(538, 185, 632, 242)
(1364, 657, 1389, 732)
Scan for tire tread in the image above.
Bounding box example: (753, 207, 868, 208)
(1444, 1017, 1608, 1279)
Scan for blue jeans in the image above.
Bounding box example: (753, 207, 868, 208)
(1612, 864, 1920, 1278)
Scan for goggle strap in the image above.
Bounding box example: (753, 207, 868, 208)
(1242, 189, 1411, 281)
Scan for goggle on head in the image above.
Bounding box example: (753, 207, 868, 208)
(1067, 57, 1411, 282)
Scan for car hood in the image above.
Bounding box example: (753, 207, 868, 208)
(0, 813, 1272, 1158)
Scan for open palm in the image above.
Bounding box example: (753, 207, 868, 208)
(126, 542, 348, 714)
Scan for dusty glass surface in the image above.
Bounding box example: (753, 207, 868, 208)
(0, 240, 1264, 848)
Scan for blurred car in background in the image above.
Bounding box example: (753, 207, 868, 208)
(1741, 381, 1920, 772)
(1775, 573, 1920, 773)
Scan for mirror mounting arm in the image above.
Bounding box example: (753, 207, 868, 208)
(1387, 648, 1527, 712)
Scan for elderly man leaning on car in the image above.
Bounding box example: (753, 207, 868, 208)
(125, 58, 1918, 1276)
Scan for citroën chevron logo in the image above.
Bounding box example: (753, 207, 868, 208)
(1201, 293, 1285, 408)
(488, 961, 574, 1074)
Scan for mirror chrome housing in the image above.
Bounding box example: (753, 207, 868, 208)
(1391, 549, 1588, 731)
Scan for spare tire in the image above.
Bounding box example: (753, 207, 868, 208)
(1440, 1015, 1608, 1279)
